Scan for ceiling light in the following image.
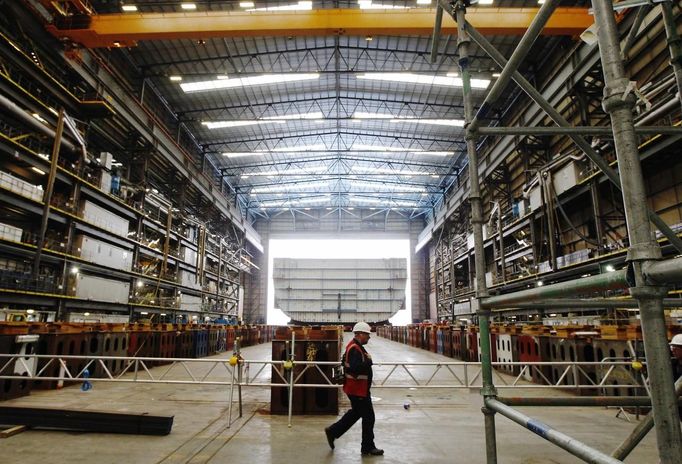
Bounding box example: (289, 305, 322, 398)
(71, 266, 79, 274)
(358, 1, 408, 9)
(216, 74, 229, 80)
(261, 111, 324, 120)
(605, 265, 615, 272)
(249, 166, 328, 177)
(246, 1, 312, 11)
(202, 120, 286, 129)
(537, 281, 544, 287)
(492, 72, 501, 77)
(31, 167, 46, 175)
(416, 0, 432, 3)
(169, 75, 183, 82)
(239, 1, 255, 6)
(252, 181, 329, 193)
(31, 113, 47, 123)
(26, 309, 35, 314)
(478, 0, 494, 4)
(391, 118, 465, 127)
(180, 3, 197, 10)
(121, 4, 138, 12)
(181, 73, 319, 93)
(357, 72, 490, 89)
(365, 36, 373, 41)
(224, 152, 265, 158)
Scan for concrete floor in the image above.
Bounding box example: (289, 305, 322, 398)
(0, 334, 662, 463)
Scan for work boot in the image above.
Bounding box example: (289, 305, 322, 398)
(324, 427, 335, 450)
(361, 448, 384, 456)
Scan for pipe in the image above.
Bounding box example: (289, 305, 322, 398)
(660, 0, 682, 112)
(33, 109, 64, 279)
(465, 0, 560, 130)
(482, 269, 631, 309)
(494, 298, 682, 309)
(485, 398, 622, 464)
(0, 93, 77, 153)
(463, 21, 682, 255)
(476, 125, 682, 136)
(592, 0, 682, 462)
(497, 397, 670, 407)
(430, 5, 444, 64)
(621, 4, 651, 60)
(643, 257, 682, 285)
(612, 376, 682, 460)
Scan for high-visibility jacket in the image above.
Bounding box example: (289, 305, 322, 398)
(342, 338, 372, 397)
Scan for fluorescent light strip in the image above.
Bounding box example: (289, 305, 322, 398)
(357, 72, 490, 89)
(251, 181, 329, 193)
(351, 167, 435, 176)
(181, 73, 319, 93)
(358, 1, 408, 9)
(180, 3, 197, 10)
(391, 118, 465, 127)
(121, 4, 138, 12)
(246, 1, 312, 11)
(249, 166, 328, 177)
(261, 195, 331, 206)
(202, 120, 285, 129)
(239, 2, 255, 7)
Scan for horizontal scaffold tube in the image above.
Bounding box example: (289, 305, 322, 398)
(497, 397, 674, 407)
(494, 298, 682, 309)
(485, 398, 622, 464)
(482, 269, 631, 309)
(643, 257, 682, 285)
(477, 126, 682, 136)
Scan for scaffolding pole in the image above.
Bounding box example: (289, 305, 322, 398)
(591, 0, 682, 461)
(611, 377, 682, 460)
(660, 0, 682, 111)
(452, 2, 497, 462)
(482, 269, 630, 309)
(485, 398, 622, 464)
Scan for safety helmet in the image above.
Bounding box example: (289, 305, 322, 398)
(352, 322, 372, 334)
(671, 334, 682, 346)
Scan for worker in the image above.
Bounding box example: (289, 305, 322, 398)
(325, 322, 384, 456)
(671, 334, 682, 381)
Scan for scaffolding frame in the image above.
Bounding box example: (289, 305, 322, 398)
(434, 0, 682, 462)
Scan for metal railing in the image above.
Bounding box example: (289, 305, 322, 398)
(0, 354, 648, 391)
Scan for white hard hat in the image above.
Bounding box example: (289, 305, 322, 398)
(352, 322, 372, 334)
(671, 334, 682, 346)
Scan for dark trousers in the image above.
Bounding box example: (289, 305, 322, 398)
(328, 394, 376, 451)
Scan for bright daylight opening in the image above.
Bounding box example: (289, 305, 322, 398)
(267, 239, 412, 326)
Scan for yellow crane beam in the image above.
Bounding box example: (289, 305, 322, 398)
(47, 8, 593, 48)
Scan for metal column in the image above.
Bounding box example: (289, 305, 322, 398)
(453, 2, 497, 462)
(592, 0, 682, 461)
(33, 109, 65, 278)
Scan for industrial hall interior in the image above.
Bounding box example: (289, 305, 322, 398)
(1, 0, 682, 463)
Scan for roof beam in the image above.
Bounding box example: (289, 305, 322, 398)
(202, 130, 467, 147)
(47, 8, 593, 48)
